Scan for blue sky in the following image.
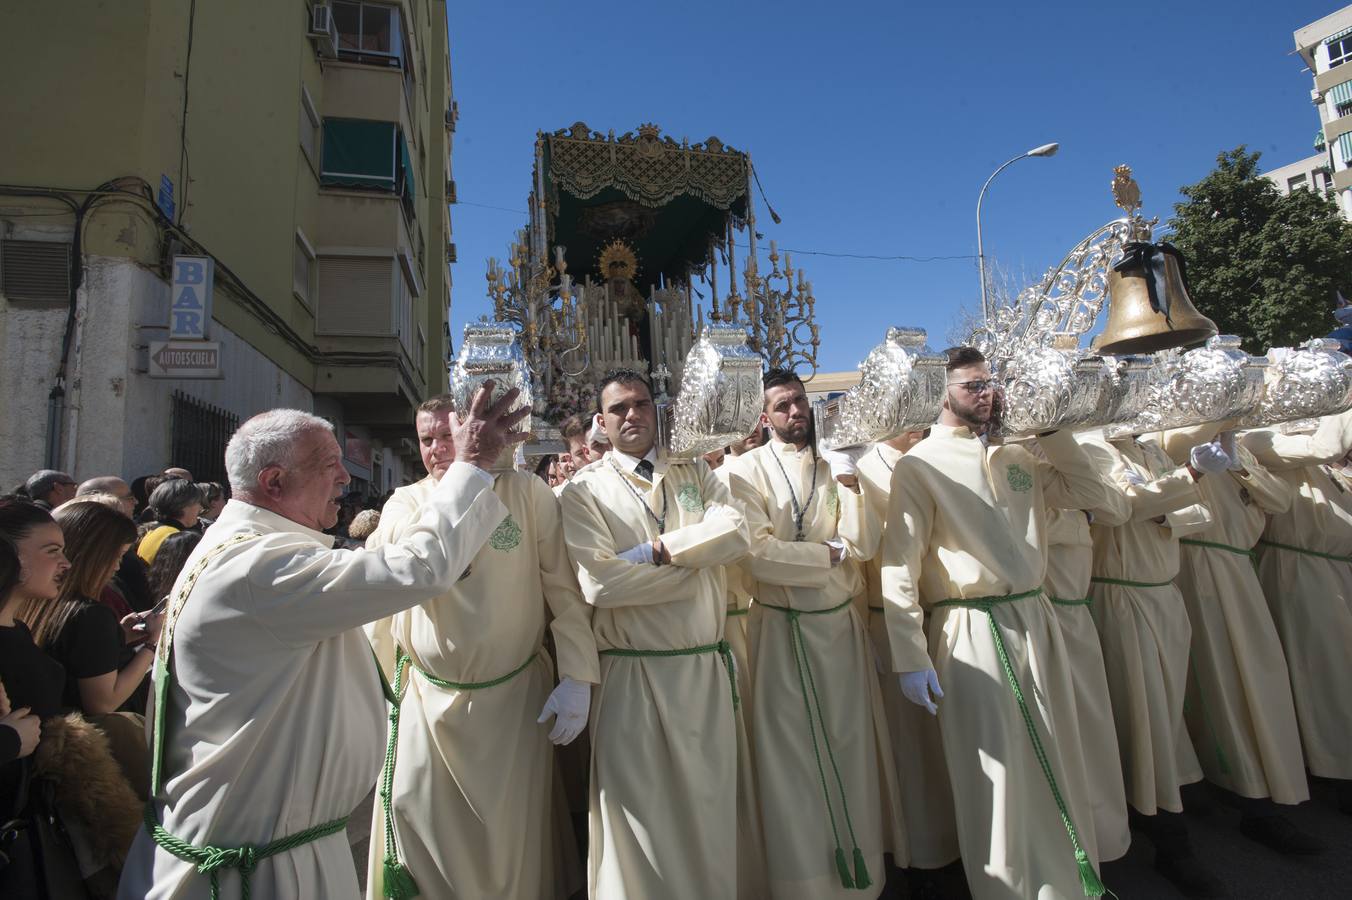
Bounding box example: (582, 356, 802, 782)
(445, 0, 1337, 374)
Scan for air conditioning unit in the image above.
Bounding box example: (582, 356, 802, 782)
(445, 101, 458, 131)
(309, 4, 339, 59)
(446, 242, 457, 264)
(445, 178, 457, 203)
(1313, 88, 1324, 103)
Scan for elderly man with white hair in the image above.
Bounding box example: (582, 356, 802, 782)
(117, 385, 527, 900)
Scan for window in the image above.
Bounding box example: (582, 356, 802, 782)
(333, 2, 404, 69)
(1330, 35, 1352, 69)
(1339, 101, 1352, 120)
(299, 84, 320, 166)
(321, 118, 413, 197)
(1339, 132, 1352, 169)
(294, 231, 316, 305)
(317, 255, 394, 335)
(1, 239, 71, 303)
(394, 265, 413, 358)
(1287, 174, 1309, 193)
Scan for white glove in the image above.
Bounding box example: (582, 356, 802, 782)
(820, 446, 864, 479)
(1217, 431, 1242, 470)
(898, 669, 944, 716)
(618, 542, 655, 564)
(1122, 469, 1147, 487)
(1189, 440, 1232, 475)
(537, 677, 591, 745)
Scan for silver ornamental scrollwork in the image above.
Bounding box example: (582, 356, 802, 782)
(816, 327, 946, 450)
(1243, 338, 1352, 429)
(1105, 335, 1266, 438)
(449, 322, 535, 469)
(669, 322, 764, 457)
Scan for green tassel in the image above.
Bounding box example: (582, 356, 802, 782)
(834, 846, 855, 889)
(852, 847, 872, 890)
(382, 856, 420, 900)
(1075, 849, 1106, 897)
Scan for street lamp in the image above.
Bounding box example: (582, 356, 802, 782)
(977, 142, 1059, 325)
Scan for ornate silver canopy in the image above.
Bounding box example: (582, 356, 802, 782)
(665, 322, 764, 457)
(816, 327, 947, 450)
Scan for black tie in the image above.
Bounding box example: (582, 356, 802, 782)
(634, 459, 654, 481)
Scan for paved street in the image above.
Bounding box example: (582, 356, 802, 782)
(348, 780, 1351, 898)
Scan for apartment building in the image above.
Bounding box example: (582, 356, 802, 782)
(0, 0, 457, 494)
(1291, 5, 1352, 219)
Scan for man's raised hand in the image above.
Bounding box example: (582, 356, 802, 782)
(452, 380, 532, 471)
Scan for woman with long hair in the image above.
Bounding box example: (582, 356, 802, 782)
(17, 501, 162, 716)
(136, 478, 203, 564)
(145, 529, 202, 606)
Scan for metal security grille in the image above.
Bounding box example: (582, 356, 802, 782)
(169, 391, 238, 485)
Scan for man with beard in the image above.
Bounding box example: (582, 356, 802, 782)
(879, 346, 1113, 899)
(559, 370, 756, 899)
(363, 395, 598, 900)
(119, 385, 526, 900)
(728, 368, 902, 899)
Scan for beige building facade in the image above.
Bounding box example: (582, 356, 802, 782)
(1292, 5, 1352, 219)
(0, 0, 457, 494)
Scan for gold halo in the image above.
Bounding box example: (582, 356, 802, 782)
(597, 239, 639, 283)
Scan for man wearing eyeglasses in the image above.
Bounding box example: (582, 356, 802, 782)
(879, 346, 1114, 900)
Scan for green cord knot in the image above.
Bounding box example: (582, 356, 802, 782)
(198, 844, 257, 877)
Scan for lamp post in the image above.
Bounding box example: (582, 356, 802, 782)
(977, 142, 1059, 325)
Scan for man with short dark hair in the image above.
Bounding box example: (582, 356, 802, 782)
(363, 393, 597, 900)
(559, 413, 592, 475)
(560, 369, 752, 899)
(727, 367, 901, 898)
(880, 347, 1113, 899)
(24, 469, 77, 510)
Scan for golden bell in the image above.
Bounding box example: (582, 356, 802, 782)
(1092, 250, 1216, 355)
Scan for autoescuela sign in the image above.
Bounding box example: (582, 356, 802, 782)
(169, 255, 214, 340)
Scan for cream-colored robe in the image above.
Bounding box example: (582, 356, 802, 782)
(1079, 433, 1208, 815)
(118, 464, 506, 900)
(729, 439, 901, 899)
(881, 425, 1112, 900)
(561, 451, 759, 900)
(1242, 409, 1352, 778)
(714, 463, 754, 704)
(363, 472, 598, 900)
(1155, 426, 1308, 804)
(857, 442, 958, 870)
(1043, 498, 1132, 865)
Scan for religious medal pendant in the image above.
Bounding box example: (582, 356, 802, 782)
(1239, 487, 1252, 506)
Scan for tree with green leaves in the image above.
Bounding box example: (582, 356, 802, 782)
(1167, 146, 1352, 351)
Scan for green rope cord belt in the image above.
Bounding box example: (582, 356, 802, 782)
(1047, 596, 1092, 607)
(599, 641, 740, 709)
(143, 802, 347, 900)
(1257, 538, 1352, 565)
(761, 596, 871, 890)
(379, 647, 540, 899)
(726, 606, 750, 617)
(931, 588, 1106, 897)
(1180, 537, 1259, 575)
(1089, 576, 1173, 589)
(145, 532, 352, 900)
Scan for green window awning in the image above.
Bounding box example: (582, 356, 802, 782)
(1330, 80, 1352, 106)
(321, 119, 396, 189)
(398, 131, 415, 201)
(1338, 131, 1352, 165)
(1317, 129, 1328, 151)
